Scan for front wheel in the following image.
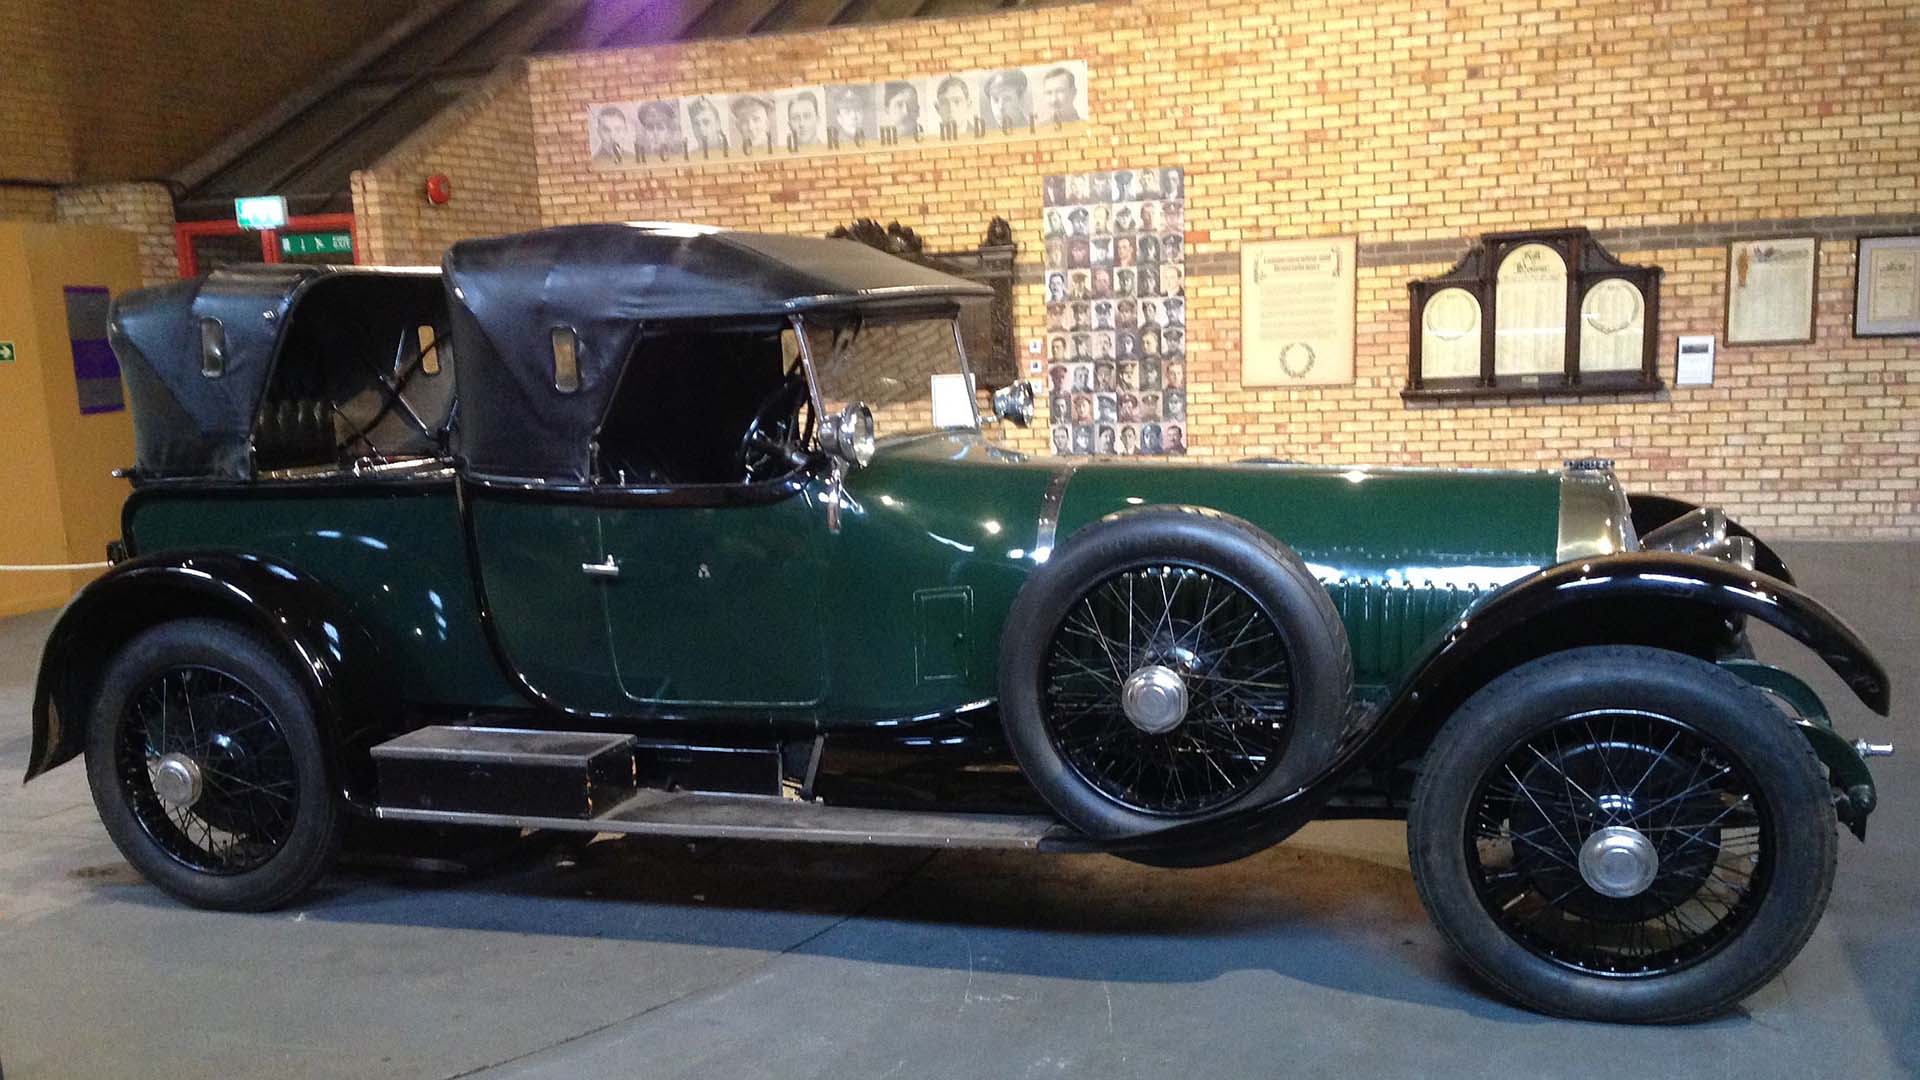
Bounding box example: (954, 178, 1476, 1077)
(1408, 645, 1837, 1023)
(85, 619, 345, 911)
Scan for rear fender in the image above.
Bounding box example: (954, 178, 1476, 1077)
(26, 552, 396, 806)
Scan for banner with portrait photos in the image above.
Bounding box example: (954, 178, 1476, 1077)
(586, 61, 1089, 170)
(1043, 166, 1187, 456)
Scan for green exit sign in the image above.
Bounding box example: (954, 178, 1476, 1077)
(0, 341, 14, 363)
(280, 232, 354, 257)
(234, 195, 288, 231)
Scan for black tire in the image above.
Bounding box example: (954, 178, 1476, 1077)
(1408, 645, 1837, 1023)
(998, 507, 1352, 839)
(85, 619, 345, 911)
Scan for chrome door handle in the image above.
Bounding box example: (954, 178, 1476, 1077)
(581, 556, 621, 579)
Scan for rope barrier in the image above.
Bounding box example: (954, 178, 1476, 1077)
(0, 562, 112, 572)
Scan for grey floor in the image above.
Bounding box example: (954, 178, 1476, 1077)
(1, 542, 1914, 1079)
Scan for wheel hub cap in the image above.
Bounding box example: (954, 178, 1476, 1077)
(1121, 664, 1189, 735)
(152, 753, 204, 811)
(1578, 825, 1659, 898)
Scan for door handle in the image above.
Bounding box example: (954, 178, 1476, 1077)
(581, 556, 621, 579)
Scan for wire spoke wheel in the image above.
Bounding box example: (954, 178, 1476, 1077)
(1043, 564, 1294, 815)
(1466, 708, 1772, 977)
(112, 665, 301, 875)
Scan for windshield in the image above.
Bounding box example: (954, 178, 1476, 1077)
(797, 315, 977, 436)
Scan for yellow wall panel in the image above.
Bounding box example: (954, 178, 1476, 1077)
(0, 222, 141, 618)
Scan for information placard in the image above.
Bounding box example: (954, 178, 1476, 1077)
(1240, 237, 1357, 387)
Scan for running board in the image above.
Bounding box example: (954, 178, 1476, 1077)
(376, 790, 1084, 851)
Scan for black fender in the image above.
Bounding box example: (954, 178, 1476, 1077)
(1388, 551, 1886, 721)
(1101, 550, 1888, 863)
(1629, 493, 1793, 584)
(25, 551, 397, 807)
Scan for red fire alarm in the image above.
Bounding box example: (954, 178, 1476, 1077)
(424, 174, 453, 206)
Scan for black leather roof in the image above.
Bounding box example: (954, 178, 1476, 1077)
(445, 223, 989, 482)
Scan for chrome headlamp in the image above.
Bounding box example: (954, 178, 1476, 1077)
(820, 402, 876, 468)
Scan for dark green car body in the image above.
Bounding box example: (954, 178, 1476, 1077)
(120, 437, 1559, 725)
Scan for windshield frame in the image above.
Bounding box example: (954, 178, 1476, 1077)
(790, 310, 981, 440)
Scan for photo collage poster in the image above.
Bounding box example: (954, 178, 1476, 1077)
(1043, 167, 1188, 456)
(587, 61, 1089, 170)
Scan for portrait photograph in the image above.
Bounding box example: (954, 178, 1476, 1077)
(982, 68, 1031, 130)
(825, 84, 877, 145)
(729, 94, 776, 155)
(932, 73, 976, 137)
(778, 89, 825, 150)
(685, 96, 729, 155)
(590, 105, 635, 165)
(635, 100, 687, 159)
(1039, 65, 1086, 126)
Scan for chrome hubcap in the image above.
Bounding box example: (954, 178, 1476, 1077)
(151, 753, 204, 811)
(1120, 664, 1189, 735)
(1579, 825, 1660, 898)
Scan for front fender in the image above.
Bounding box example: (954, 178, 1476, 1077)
(26, 551, 396, 806)
(1413, 552, 1888, 716)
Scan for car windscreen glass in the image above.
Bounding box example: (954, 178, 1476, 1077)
(805, 316, 976, 436)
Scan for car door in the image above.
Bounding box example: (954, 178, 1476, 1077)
(594, 477, 828, 709)
(467, 493, 629, 712)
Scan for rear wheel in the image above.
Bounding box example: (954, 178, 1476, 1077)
(1408, 645, 1836, 1022)
(85, 619, 345, 911)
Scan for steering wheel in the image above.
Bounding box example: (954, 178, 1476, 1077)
(736, 366, 814, 483)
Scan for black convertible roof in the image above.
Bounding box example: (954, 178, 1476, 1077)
(113, 264, 440, 480)
(109, 223, 987, 481)
(446, 223, 991, 482)
(444, 222, 993, 322)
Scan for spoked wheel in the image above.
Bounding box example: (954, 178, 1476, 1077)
(115, 666, 301, 875)
(1410, 646, 1837, 1023)
(87, 619, 344, 911)
(1045, 564, 1293, 816)
(1467, 709, 1769, 975)
(1000, 508, 1352, 842)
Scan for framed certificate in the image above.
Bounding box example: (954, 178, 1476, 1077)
(1725, 236, 1817, 346)
(1241, 236, 1357, 387)
(1854, 234, 1920, 337)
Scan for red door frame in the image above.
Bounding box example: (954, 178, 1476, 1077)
(174, 212, 360, 278)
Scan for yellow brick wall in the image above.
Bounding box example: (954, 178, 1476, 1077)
(360, 0, 1920, 536)
(0, 0, 423, 184)
(355, 64, 544, 267)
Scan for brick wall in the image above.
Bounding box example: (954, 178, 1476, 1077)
(364, 0, 1920, 536)
(0, 186, 57, 224)
(0, 0, 422, 184)
(54, 183, 181, 284)
(354, 64, 544, 266)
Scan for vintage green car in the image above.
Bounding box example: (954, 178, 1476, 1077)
(27, 223, 1894, 1023)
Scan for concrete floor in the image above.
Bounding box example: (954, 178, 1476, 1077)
(1, 541, 1914, 1079)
